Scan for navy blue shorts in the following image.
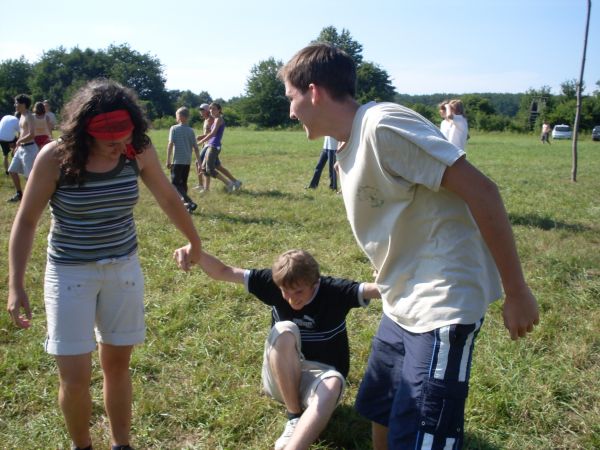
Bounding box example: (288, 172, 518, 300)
(355, 314, 483, 449)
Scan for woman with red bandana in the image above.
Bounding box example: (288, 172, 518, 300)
(6, 79, 202, 450)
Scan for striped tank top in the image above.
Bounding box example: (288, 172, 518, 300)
(48, 155, 140, 264)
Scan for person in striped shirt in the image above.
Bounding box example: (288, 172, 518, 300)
(7, 79, 202, 450)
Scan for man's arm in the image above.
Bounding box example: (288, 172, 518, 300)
(441, 156, 539, 340)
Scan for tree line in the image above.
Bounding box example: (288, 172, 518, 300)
(1, 28, 599, 133)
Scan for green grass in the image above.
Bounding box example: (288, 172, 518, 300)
(1, 129, 599, 449)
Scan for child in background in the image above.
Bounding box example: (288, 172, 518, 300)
(167, 107, 200, 213)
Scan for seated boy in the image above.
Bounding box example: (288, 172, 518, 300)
(190, 248, 380, 450)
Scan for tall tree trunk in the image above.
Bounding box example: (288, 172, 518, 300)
(572, 0, 592, 182)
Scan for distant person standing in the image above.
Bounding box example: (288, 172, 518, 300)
(198, 103, 239, 193)
(167, 107, 200, 213)
(540, 121, 551, 145)
(33, 101, 53, 148)
(447, 99, 469, 151)
(0, 112, 20, 175)
(307, 136, 338, 191)
(194, 103, 241, 192)
(438, 100, 451, 139)
(43, 99, 57, 134)
(7, 94, 38, 203)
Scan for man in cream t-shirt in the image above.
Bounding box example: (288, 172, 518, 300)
(279, 43, 539, 450)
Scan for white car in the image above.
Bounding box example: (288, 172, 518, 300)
(552, 124, 573, 140)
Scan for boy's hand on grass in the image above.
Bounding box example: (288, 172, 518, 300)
(502, 287, 539, 340)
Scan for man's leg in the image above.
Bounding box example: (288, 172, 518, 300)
(10, 172, 21, 191)
(387, 321, 482, 449)
(99, 343, 134, 447)
(327, 150, 337, 190)
(307, 150, 328, 188)
(55, 353, 93, 449)
(1, 142, 10, 174)
(372, 422, 389, 450)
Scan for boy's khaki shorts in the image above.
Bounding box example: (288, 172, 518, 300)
(261, 320, 345, 409)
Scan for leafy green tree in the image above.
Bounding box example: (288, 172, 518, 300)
(513, 86, 554, 131)
(29, 47, 108, 112)
(560, 79, 584, 100)
(105, 44, 171, 118)
(356, 62, 396, 103)
(241, 58, 290, 127)
(0, 57, 33, 115)
(408, 103, 437, 124)
(314, 26, 363, 65)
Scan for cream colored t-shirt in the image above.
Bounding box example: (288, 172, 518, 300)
(336, 102, 502, 333)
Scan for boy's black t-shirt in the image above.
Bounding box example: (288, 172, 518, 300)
(247, 269, 367, 378)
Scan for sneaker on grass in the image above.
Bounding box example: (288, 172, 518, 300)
(274, 417, 299, 450)
(7, 192, 22, 202)
(184, 202, 198, 213)
(233, 180, 242, 191)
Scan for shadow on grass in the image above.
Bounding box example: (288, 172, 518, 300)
(509, 213, 589, 232)
(315, 405, 501, 449)
(316, 405, 371, 449)
(200, 211, 284, 226)
(464, 432, 503, 449)
(234, 189, 300, 200)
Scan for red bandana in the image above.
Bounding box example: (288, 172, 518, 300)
(86, 109, 137, 159)
(86, 109, 134, 141)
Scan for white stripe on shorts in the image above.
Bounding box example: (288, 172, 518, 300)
(458, 319, 481, 382)
(421, 432, 434, 449)
(420, 433, 456, 450)
(433, 326, 451, 380)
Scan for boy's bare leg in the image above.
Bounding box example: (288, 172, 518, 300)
(284, 377, 341, 450)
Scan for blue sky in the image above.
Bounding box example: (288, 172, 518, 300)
(1, 0, 598, 100)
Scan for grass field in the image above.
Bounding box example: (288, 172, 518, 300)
(1, 129, 599, 449)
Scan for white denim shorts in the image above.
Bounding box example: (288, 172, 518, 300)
(43, 253, 145, 356)
(8, 143, 39, 177)
(261, 320, 345, 409)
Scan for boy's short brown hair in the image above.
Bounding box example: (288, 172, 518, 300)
(176, 106, 189, 118)
(272, 249, 320, 288)
(279, 43, 356, 101)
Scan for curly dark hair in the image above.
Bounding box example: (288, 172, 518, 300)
(57, 79, 151, 184)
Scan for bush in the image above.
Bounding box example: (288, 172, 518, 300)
(151, 116, 176, 130)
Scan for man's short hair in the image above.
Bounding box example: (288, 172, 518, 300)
(176, 106, 190, 118)
(272, 249, 320, 288)
(14, 94, 32, 109)
(279, 43, 356, 101)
